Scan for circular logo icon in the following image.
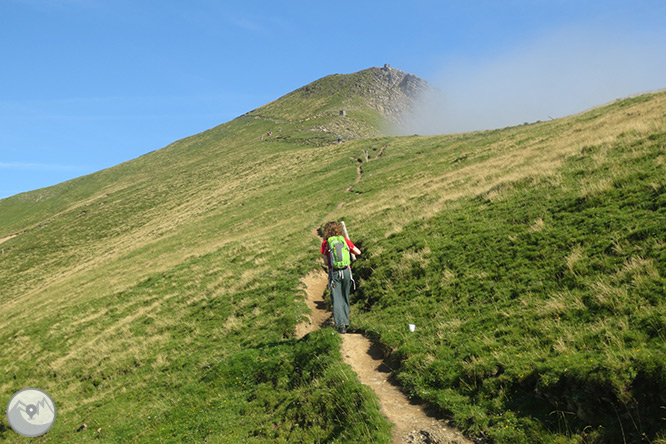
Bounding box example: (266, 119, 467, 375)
(6, 388, 56, 437)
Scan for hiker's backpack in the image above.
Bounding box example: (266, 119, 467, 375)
(327, 236, 351, 269)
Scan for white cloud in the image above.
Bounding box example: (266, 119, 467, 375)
(400, 24, 666, 135)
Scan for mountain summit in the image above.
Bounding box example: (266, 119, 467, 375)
(245, 66, 432, 139)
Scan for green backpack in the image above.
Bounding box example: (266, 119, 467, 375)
(328, 236, 351, 269)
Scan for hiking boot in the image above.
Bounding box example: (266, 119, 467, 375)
(339, 326, 347, 334)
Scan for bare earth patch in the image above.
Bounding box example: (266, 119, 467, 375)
(0, 234, 18, 245)
(295, 269, 332, 339)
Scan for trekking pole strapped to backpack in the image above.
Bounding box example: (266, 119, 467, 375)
(341, 221, 356, 261)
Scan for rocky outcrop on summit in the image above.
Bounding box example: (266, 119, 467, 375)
(247, 66, 433, 140)
(352, 66, 432, 124)
(295, 66, 432, 125)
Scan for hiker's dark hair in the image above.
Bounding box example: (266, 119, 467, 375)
(323, 221, 344, 239)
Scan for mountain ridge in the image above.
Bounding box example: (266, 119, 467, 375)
(0, 66, 431, 236)
(239, 66, 432, 141)
(249, 66, 431, 120)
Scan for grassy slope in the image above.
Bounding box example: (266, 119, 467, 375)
(0, 75, 391, 442)
(345, 93, 666, 443)
(0, 70, 665, 443)
(353, 129, 666, 443)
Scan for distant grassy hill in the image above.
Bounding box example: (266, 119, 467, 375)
(1, 67, 664, 443)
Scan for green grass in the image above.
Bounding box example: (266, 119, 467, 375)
(1, 70, 665, 443)
(351, 131, 666, 443)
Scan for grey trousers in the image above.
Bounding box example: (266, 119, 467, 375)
(330, 267, 352, 328)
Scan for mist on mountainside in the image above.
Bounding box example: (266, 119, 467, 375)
(396, 26, 666, 136)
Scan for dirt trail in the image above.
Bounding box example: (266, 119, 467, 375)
(297, 269, 472, 444)
(303, 145, 471, 443)
(0, 234, 19, 246)
(295, 269, 332, 338)
(341, 334, 471, 444)
(345, 164, 363, 193)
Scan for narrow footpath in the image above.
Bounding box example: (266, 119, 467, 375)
(297, 144, 472, 443)
(296, 268, 471, 444)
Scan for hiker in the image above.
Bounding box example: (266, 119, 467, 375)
(321, 221, 361, 334)
(337, 135, 342, 144)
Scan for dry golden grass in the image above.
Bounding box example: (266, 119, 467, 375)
(49, 299, 166, 371)
(344, 93, 666, 235)
(565, 245, 586, 274)
(538, 291, 586, 318)
(529, 217, 546, 232)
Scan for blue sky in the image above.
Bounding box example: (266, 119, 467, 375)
(1, 0, 665, 199)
